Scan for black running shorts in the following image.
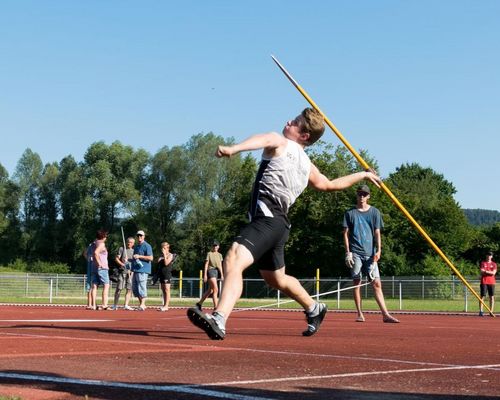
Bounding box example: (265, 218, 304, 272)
(480, 283, 495, 297)
(235, 216, 290, 271)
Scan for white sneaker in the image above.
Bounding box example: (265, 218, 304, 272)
(123, 305, 134, 311)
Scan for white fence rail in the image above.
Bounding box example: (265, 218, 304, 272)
(0, 273, 483, 311)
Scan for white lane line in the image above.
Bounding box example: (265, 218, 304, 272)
(210, 364, 500, 386)
(0, 372, 274, 400)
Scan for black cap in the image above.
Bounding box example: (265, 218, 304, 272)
(356, 184, 370, 194)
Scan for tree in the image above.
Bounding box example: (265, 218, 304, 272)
(35, 162, 60, 260)
(0, 163, 21, 263)
(378, 163, 474, 276)
(138, 144, 191, 244)
(83, 141, 149, 231)
(12, 149, 43, 259)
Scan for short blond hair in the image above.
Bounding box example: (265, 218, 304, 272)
(301, 108, 325, 146)
(161, 242, 170, 248)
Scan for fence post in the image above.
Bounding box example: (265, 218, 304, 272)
(49, 278, 53, 304)
(199, 270, 203, 298)
(315, 268, 320, 300)
(25, 273, 29, 297)
(392, 276, 395, 298)
(422, 275, 425, 300)
(464, 284, 468, 312)
(337, 280, 340, 310)
(277, 290, 281, 308)
(179, 270, 183, 299)
(399, 280, 402, 310)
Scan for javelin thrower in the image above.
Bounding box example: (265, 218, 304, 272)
(187, 107, 380, 340)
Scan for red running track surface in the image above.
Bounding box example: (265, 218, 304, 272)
(0, 305, 498, 400)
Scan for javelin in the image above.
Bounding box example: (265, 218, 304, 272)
(271, 55, 494, 317)
(120, 226, 127, 262)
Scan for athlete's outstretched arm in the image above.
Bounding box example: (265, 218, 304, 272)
(216, 132, 286, 158)
(308, 164, 381, 192)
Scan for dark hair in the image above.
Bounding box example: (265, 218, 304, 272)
(96, 229, 108, 240)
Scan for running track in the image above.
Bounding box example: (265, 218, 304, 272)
(0, 305, 498, 399)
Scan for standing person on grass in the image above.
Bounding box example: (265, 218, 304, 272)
(132, 230, 153, 311)
(343, 184, 399, 323)
(195, 241, 224, 311)
(187, 107, 381, 340)
(112, 236, 135, 310)
(157, 241, 177, 312)
(83, 242, 96, 310)
(479, 251, 496, 316)
(91, 229, 110, 310)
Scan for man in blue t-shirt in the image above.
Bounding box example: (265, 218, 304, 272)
(343, 185, 399, 323)
(132, 230, 153, 311)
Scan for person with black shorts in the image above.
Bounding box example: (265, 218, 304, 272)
(479, 251, 496, 316)
(195, 241, 224, 311)
(187, 107, 381, 340)
(157, 242, 177, 312)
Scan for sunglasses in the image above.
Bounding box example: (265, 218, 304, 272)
(357, 192, 369, 197)
(136, 234, 144, 237)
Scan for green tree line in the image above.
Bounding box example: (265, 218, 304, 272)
(0, 134, 498, 277)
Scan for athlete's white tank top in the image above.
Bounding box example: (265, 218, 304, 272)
(249, 138, 311, 223)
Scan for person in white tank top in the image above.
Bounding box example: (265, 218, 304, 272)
(187, 108, 381, 340)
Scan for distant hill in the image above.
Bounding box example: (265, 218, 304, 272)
(463, 209, 500, 226)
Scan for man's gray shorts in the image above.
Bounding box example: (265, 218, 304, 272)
(350, 253, 380, 281)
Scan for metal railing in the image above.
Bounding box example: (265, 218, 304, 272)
(0, 273, 483, 311)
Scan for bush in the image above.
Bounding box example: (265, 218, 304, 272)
(6, 259, 27, 271)
(27, 261, 70, 274)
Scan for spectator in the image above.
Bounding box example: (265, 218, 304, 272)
(132, 230, 153, 311)
(156, 241, 177, 312)
(479, 251, 497, 316)
(82, 242, 96, 310)
(195, 241, 224, 311)
(343, 185, 399, 323)
(91, 229, 110, 310)
(112, 236, 135, 310)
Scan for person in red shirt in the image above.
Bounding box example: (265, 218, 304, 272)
(479, 251, 497, 316)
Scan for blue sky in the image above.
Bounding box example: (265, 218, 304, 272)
(1, 1, 499, 210)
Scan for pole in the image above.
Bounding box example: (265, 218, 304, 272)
(179, 270, 183, 299)
(315, 268, 320, 300)
(271, 55, 494, 317)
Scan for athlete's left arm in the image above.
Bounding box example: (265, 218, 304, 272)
(308, 164, 381, 191)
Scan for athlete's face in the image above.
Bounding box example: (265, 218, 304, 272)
(283, 114, 304, 140)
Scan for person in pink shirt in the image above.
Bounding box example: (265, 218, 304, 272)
(479, 251, 497, 316)
(91, 229, 110, 310)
